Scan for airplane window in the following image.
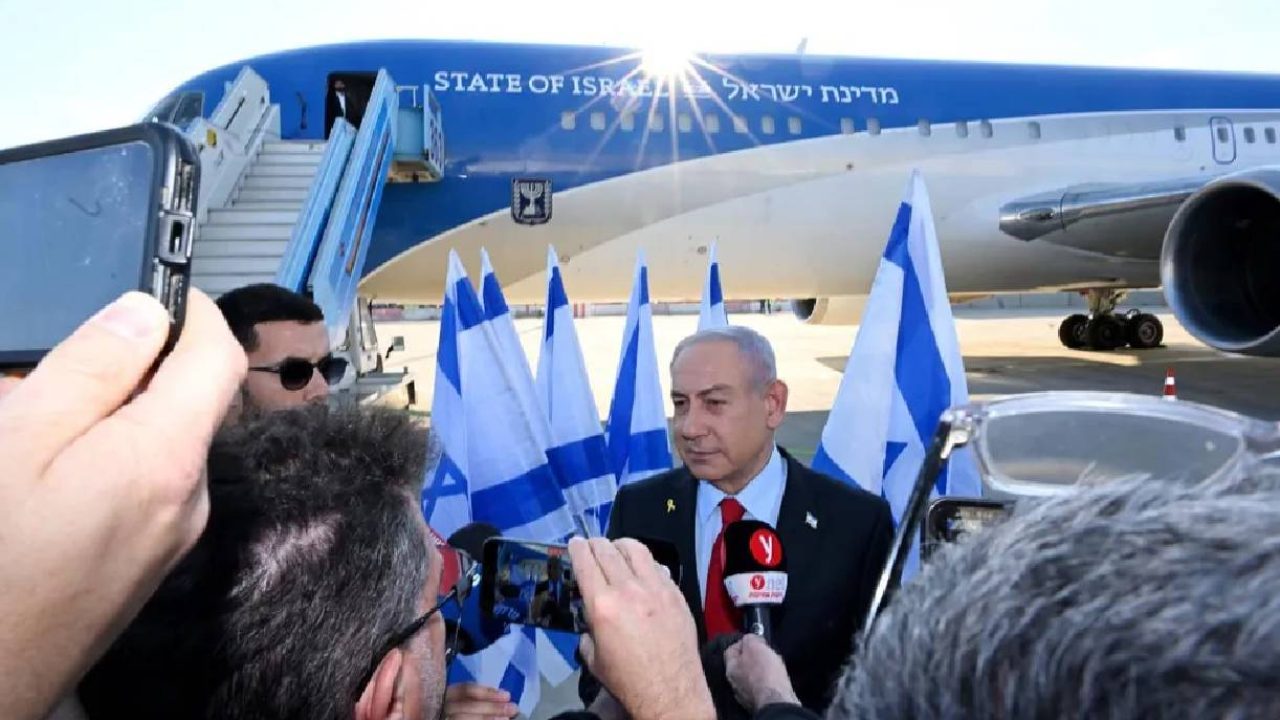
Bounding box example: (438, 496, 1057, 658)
(867, 117, 881, 135)
(840, 118, 855, 134)
(651, 113, 665, 132)
(1217, 126, 1230, 143)
(1028, 121, 1042, 139)
(918, 119, 931, 137)
(762, 116, 776, 134)
(561, 112, 576, 130)
(620, 113, 635, 131)
(591, 112, 606, 131)
(1267, 128, 1276, 144)
(678, 113, 692, 133)
(1244, 127, 1256, 144)
(733, 115, 749, 133)
(956, 121, 969, 138)
(1174, 126, 1186, 142)
(706, 113, 720, 133)
(980, 120, 993, 138)
(788, 117, 802, 135)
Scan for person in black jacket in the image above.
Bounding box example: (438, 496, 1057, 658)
(582, 326, 894, 714)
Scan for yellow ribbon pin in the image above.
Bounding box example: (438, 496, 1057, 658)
(666, 498, 675, 513)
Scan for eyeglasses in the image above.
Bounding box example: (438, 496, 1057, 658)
(354, 552, 480, 697)
(862, 390, 1280, 632)
(248, 355, 348, 391)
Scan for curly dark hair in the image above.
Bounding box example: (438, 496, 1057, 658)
(80, 403, 437, 720)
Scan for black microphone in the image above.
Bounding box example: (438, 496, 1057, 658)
(721, 520, 787, 644)
(437, 522, 502, 656)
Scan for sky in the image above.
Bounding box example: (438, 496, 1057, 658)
(2, 0, 1279, 149)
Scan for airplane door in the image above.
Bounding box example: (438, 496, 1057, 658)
(1210, 116, 1237, 164)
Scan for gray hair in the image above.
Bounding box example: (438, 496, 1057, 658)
(80, 404, 435, 720)
(830, 470, 1280, 720)
(671, 325, 778, 391)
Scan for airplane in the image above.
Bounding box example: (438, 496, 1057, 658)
(148, 39, 1280, 360)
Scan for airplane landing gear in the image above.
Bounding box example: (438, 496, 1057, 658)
(1057, 290, 1164, 351)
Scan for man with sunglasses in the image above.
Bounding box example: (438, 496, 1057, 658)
(78, 403, 462, 720)
(215, 283, 347, 419)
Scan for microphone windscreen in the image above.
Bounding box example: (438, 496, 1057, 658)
(722, 520, 788, 607)
(633, 536, 682, 584)
(447, 522, 501, 560)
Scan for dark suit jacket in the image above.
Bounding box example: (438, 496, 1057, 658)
(579, 447, 894, 714)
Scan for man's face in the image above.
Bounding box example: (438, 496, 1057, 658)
(242, 321, 331, 412)
(671, 340, 787, 487)
(402, 516, 447, 720)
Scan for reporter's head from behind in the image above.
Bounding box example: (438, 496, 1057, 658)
(79, 403, 449, 720)
(215, 283, 345, 417)
(830, 471, 1280, 720)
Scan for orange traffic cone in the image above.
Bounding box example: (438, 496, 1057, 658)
(1163, 368, 1177, 400)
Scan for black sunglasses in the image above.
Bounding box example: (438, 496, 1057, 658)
(249, 355, 348, 391)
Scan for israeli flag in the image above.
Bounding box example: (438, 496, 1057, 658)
(420, 252, 472, 540)
(438, 250, 580, 714)
(604, 251, 674, 521)
(535, 246, 615, 537)
(698, 241, 728, 330)
(812, 171, 981, 568)
(457, 250, 577, 543)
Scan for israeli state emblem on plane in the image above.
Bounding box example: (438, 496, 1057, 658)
(511, 178, 552, 225)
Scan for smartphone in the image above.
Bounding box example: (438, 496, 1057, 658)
(921, 498, 1013, 560)
(481, 538, 586, 634)
(0, 122, 199, 370)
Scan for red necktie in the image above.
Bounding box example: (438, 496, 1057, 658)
(704, 497, 746, 639)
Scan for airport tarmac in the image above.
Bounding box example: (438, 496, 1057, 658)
(374, 306, 1278, 718)
(376, 307, 1280, 465)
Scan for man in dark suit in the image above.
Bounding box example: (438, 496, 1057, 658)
(324, 78, 365, 138)
(534, 556, 577, 630)
(581, 326, 893, 715)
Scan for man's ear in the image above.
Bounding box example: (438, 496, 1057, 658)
(354, 648, 407, 720)
(765, 379, 789, 429)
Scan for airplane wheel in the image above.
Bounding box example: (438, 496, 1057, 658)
(1086, 316, 1126, 351)
(1127, 313, 1164, 349)
(1058, 314, 1089, 349)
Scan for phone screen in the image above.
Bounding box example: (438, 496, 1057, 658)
(483, 539, 585, 634)
(923, 499, 1012, 560)
(0, 140, 157, 360)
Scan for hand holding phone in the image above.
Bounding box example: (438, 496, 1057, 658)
(0, 123, 198, 370)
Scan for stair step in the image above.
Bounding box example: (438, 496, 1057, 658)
(207, 208, 299, 225)
(250, 163, 320, 177)
(235, 187, 309, 203)
(262, 141, 328, 154)
(199, 223, 293, 242)
(242, 174, 315, 190)
(193, 239, 290, 258)
(191, 273, 280, 298)
(229, 200, 307, 211)
(254, 152, 325, 166)
(191, 256, 282, 276)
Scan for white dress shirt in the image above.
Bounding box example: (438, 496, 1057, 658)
(694, 446, 787, 602)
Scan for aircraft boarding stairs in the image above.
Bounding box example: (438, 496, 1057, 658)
(178, 67, 445, 404)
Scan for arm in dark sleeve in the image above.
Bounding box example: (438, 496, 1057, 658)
(852, 497, 895, 633)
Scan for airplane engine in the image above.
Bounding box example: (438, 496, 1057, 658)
(1162, 168, 1280, 356)
(789, 297, 867, 325)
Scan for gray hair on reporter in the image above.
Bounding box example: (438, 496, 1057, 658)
(671, 325, 777, 392)
(829, 470, 1280, 720)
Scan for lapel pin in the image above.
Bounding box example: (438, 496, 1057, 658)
(805, 512, 818, 529)
(667, 498, 676, 513)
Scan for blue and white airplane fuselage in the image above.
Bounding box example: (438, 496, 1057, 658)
(157, 40, 1280, 355)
